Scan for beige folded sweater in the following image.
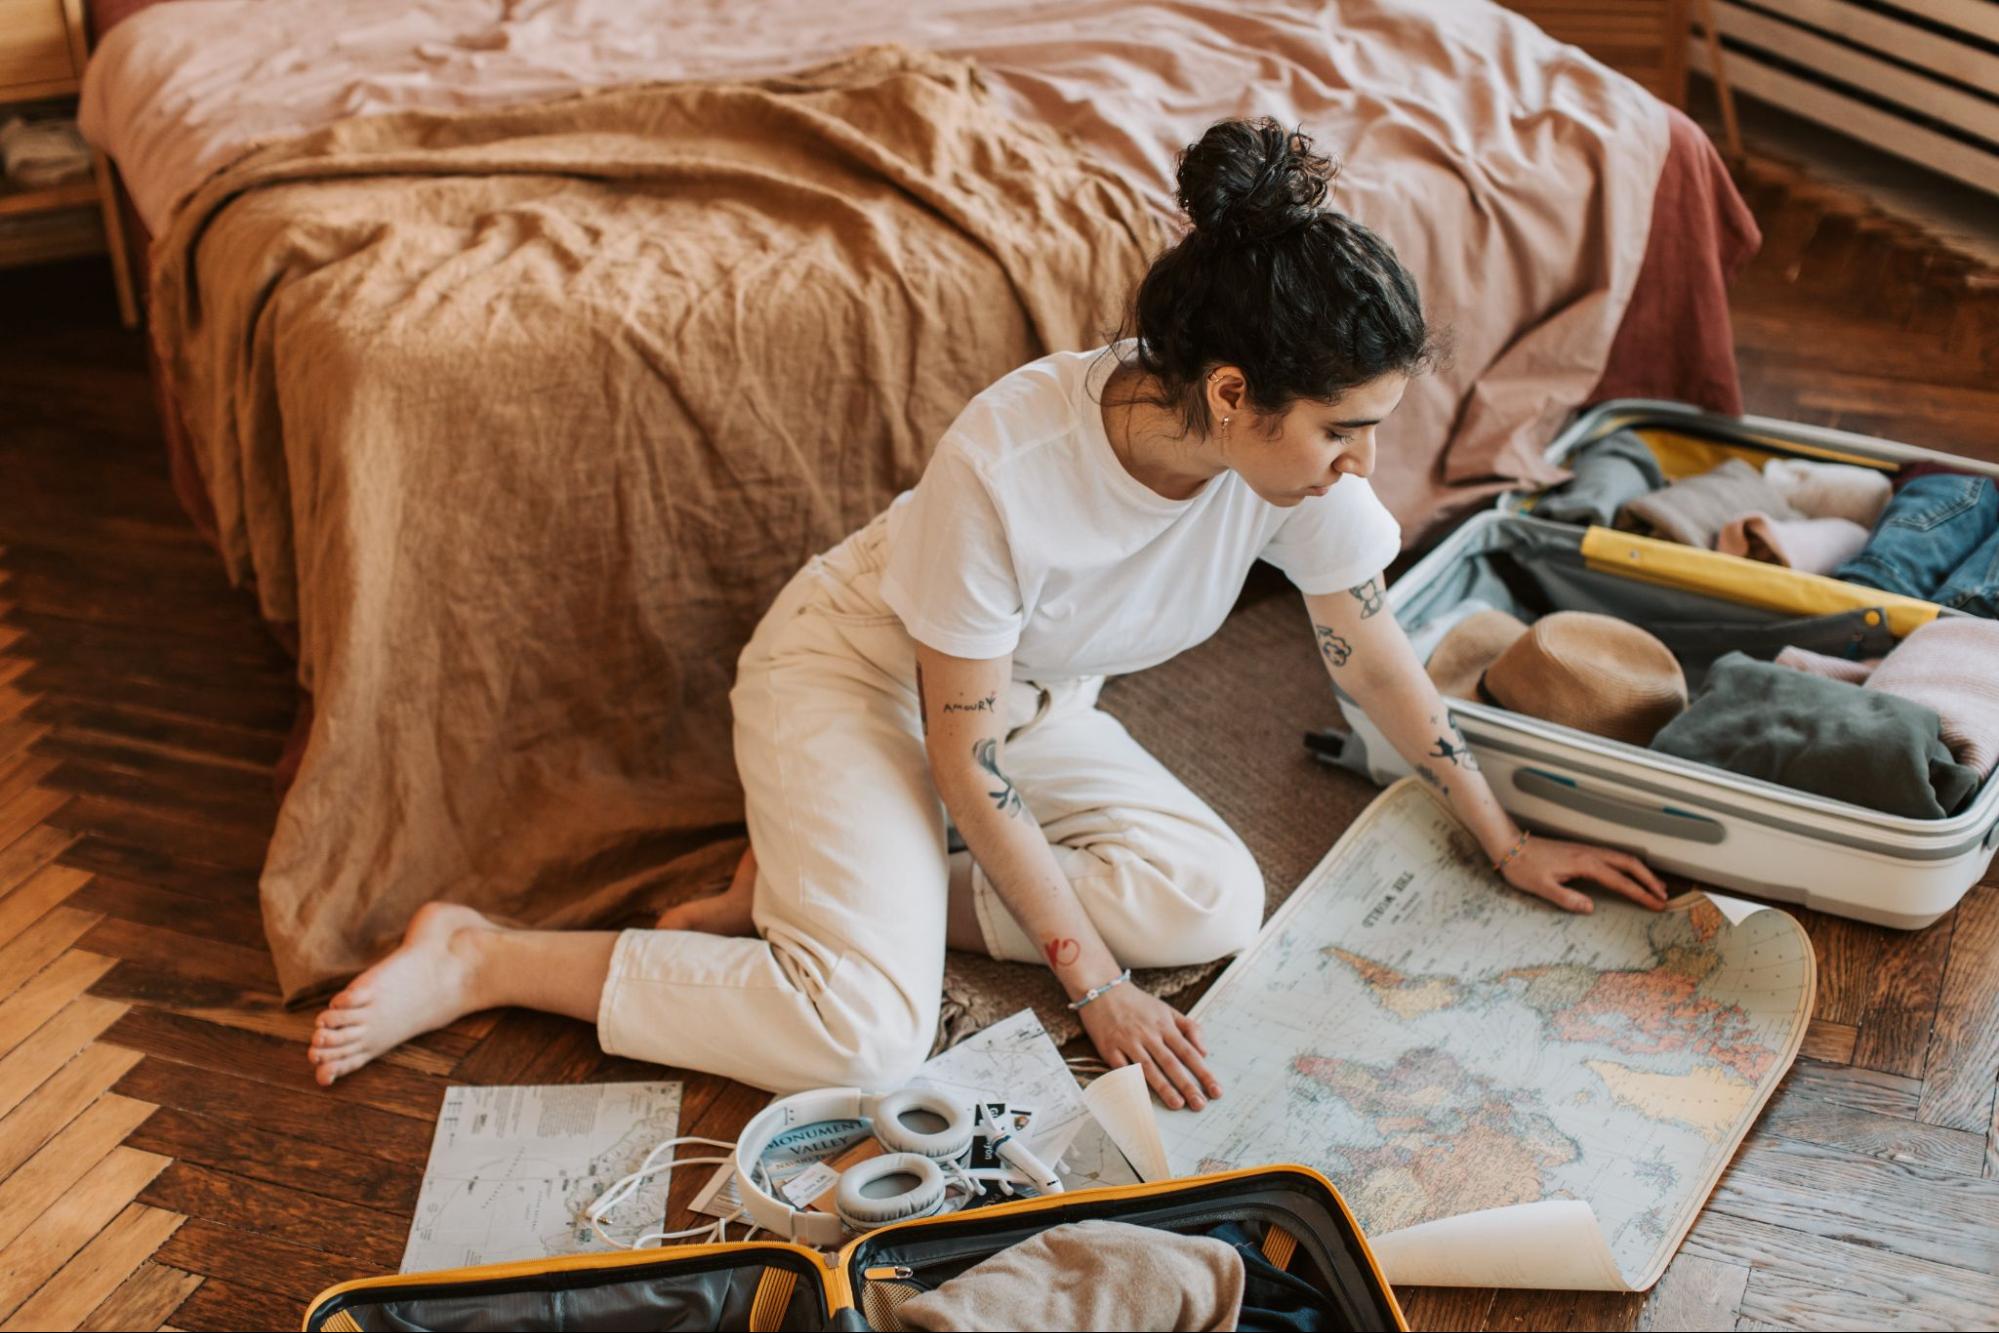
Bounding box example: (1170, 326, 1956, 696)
(898, 1218, 1246, 1332)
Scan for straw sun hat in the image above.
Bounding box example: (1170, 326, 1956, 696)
(1425, 610, 1687, 747)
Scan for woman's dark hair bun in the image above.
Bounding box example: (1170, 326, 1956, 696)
(1176, 117, 1333, 246)
(1115, 116, 1442, 433)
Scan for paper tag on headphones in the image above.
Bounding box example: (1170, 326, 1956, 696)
(779, 1161, 844, 1208)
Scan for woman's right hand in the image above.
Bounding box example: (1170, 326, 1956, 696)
(1076, 981, 1221, 1111)
(1499, 834, 1668, 914)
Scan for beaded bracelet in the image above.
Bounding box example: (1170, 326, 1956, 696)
(1067, 967, 1132, 1011)
(1492, 829, 1532, 874)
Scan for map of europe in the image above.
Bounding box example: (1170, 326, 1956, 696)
(1157, 779, 1813, 1289)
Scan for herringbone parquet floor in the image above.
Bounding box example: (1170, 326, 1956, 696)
(0, 145, 1995, 1331)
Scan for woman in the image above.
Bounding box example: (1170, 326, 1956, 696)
(309, 119, 1665, 1108)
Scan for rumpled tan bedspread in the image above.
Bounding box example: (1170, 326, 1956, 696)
(90, 0, 1672, 535)
(150, 46, 1166, 999)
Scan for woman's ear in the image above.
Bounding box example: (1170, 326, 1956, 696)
(1203, 365, 1247, 423)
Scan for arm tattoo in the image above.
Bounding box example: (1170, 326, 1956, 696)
(1349, 577, 1384, 619)
(1416, 763, 1451, 796)
(1427, 731, 1480, 770)
(972, 738, 1026, 818)
(1043, 937, 1080, 967)
(942, 694, 997, 714)
(1315, 624, 1353, 669)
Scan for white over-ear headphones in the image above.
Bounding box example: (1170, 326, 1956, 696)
(733, 1087, 1060, 1247)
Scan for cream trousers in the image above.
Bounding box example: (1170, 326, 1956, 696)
(596, 512, 1264, 1092)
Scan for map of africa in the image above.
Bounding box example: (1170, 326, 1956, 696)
(1158, 779, 1813, 1290)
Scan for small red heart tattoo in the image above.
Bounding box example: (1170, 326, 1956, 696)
(1043, 938, 1080, 967)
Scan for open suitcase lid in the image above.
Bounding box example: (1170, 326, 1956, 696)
(1509, 397, 1999, 500)
(301, 1165, 1408, 1332)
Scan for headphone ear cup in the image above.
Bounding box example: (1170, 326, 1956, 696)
(871, 1088, 975, 1162)
(835, 1153, 947, 1233)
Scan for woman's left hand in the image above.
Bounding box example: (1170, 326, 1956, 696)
(1499, 836, 1669, 914)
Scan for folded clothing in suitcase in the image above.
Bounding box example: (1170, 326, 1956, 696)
(302, 1166, 1406, 1331)
(1328, 400, 1999, 930)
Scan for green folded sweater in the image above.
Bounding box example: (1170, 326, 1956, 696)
(1650, 652, 1980, 820)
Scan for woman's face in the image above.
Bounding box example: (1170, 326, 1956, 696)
(1226, 372, 1409, 507)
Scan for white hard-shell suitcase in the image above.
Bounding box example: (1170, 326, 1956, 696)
(1326, 399, 1999, 930)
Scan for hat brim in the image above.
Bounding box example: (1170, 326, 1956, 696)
(1424, 609, 1530, 702)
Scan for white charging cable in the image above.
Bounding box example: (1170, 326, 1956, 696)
(589, 1123, 1059, 1251)
(585, 1136, 750, 1250)
(940, 1159, 1007, 1199)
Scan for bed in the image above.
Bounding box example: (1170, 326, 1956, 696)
(78, 0, 1761, 1004)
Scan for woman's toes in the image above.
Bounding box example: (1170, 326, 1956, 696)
(329, 1052, 371, 1080)
(314, 1049, 367, 1084)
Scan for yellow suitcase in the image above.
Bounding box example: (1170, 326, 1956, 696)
(302, 1165, 1408, 1331)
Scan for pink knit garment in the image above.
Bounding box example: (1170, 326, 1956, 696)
(1862, 618, 1999, 778)
(1773, 645, 1881, 685)
(1783, 620, 1999, 777)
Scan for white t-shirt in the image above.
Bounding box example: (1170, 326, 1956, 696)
(879, 345, 1402, 679)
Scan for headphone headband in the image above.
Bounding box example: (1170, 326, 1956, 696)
(732, 1088, 875, 1246)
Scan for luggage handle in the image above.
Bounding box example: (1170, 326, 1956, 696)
(1514, 769, 1727, 845)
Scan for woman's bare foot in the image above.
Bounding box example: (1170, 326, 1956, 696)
(309, 902, 501, 1086)
(655, 844, 758, 937)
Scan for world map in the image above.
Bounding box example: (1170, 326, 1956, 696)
(1158, 779, 1813, 1289)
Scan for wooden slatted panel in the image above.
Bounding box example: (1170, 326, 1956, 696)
(1715, 2, 1999, 145)
(1757, 0, 1999, 92)
(1694, 1, 1999, 196)
(1874, 0, 1999, 46)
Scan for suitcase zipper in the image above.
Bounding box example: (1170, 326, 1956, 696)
(855, 1200, 1289, 1281)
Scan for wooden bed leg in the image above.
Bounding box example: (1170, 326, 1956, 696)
(90, 149, 138, 329)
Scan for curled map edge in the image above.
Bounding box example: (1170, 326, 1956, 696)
(1370, 1199, 1625, 1290)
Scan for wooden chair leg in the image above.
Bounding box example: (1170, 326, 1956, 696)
(1694, 0, 1744, 160)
